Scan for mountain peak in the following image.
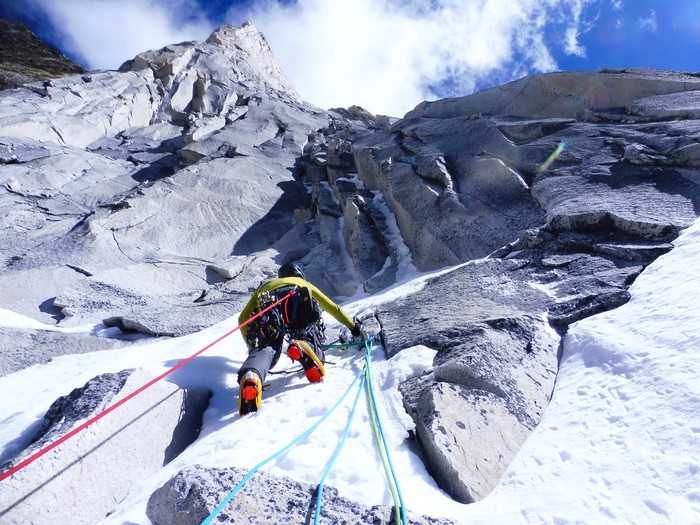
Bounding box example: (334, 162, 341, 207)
(118, 22, 300, 105)
(204, 22, 300, 101)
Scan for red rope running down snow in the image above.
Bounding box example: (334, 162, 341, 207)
(0, 290, 294, 482)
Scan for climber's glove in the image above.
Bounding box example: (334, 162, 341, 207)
(339, 316, 366, 345)
(351, 316, 369, 342)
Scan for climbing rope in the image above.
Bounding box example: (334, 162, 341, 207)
(0, 291, 294, 483)
(203, 334, 409, 525)
(313, 372, 367, 525)
(200, 370, 365, 525)
(364, 337, 407, 525)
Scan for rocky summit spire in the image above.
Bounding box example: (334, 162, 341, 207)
(205, 22, 300, 101)
(120, 21, 301, 116)
(0, 23, 304, 148)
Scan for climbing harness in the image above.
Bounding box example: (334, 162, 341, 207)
(268, 338, 355, 376)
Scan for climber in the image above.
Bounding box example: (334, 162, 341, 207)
(236, 262, 364, 415)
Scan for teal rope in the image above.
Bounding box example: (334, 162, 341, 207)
(200, 371, 364, 525)
(364, 337, 407, 525)
(202, 334, 408, 525)
(313, 372, 367, 525)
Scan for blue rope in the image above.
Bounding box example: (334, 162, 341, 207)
(364, 337, 408, 525)
(313, 372, 367, 525)
(200, 371, 364, 525)
(202, 333, 408, 525)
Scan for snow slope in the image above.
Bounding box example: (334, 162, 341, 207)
(1, 217, 699, 525)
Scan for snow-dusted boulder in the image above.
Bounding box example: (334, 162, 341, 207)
(414, 384, 530, 503)
(146, 464, 456, 525)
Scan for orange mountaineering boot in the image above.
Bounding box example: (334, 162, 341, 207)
(238, 370, 263, 415)
(287, 340, 326, 383)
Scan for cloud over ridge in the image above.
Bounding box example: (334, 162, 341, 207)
(18, 0, 595, 116)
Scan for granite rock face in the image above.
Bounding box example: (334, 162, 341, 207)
(0, 368, 210, 525)
(353, 69, 700, 271)
(2, 21, 700, 520)
(361, 68, 700, 502)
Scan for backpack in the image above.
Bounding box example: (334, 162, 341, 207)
(272, 285, 322, 330)
(247, 284, 323, 349)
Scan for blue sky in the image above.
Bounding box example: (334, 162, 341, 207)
(2, 0, 699, 116)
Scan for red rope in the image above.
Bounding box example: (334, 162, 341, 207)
(0, 290, 293, 482)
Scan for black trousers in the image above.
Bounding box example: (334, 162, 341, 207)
(238, 324, 325, 384)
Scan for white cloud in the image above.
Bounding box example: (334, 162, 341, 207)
(27, 0, 597, 117)
(562, 0, 599, 58)
(639, 8, 658, 33)
(34, 0, 212, 70)
(565, 26, 587, 57)
(240, 0, 595, 116)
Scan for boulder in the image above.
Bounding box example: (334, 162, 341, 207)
(146, 464, 456, 525)
(413, 384, 530, 503)
(0, 368, 211, 525)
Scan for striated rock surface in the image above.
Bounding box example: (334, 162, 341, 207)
(0, 368, 210, 525)
(0, 23, 334, 335)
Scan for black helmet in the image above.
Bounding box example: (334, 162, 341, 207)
(278, 263, 305, 280)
